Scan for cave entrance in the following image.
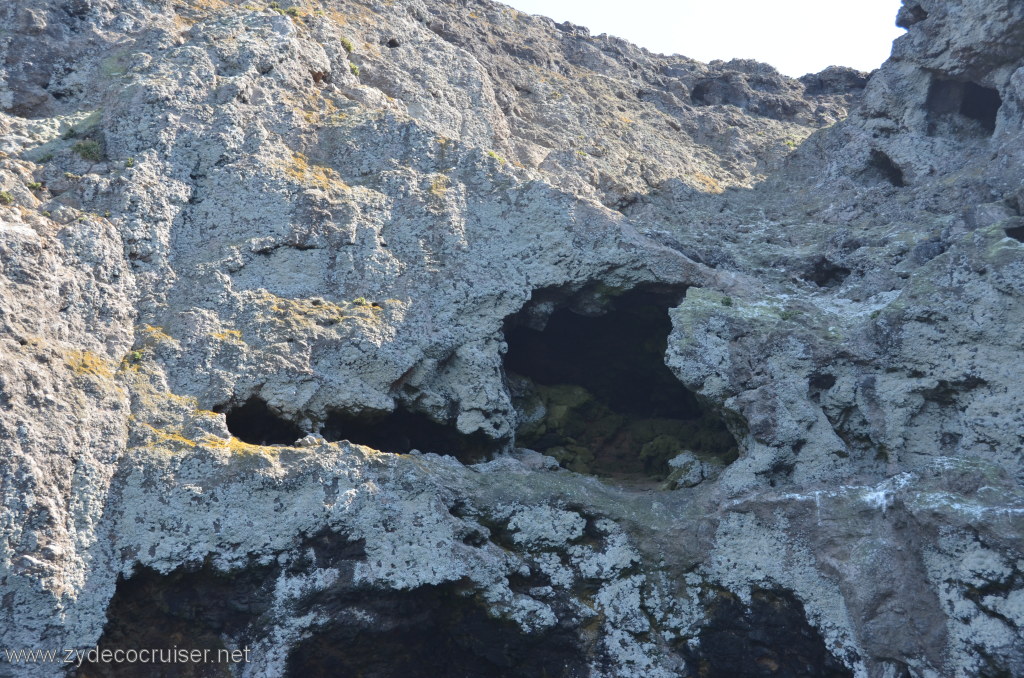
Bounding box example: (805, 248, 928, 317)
(88, 571, 585, 677)
(218, 397, 303, 446)
(76, 563, 276, 678)
(503, 285, 738, 482)
(864, 150, 905, 188)
(679, 587, 853, 678)
(321, 407, 498, 463)
(926, 78, 1001, 137)
(286, 583, 586, 678)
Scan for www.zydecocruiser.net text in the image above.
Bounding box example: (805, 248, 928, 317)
(3, 646, 252, 668)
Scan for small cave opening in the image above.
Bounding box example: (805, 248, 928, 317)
(321, 407, 498, 463)
(807, 372, 837, 405)
(960, 82, 1002, 132)
(218, 397, 304, 446)
(503, 285, 739, 483)
(926, 78, 1002, 137)
(75, 563, 276, 678)
(896, 2, 928, 29)
(1005, 224, 1024, 242)
(678, 587, 854, 678)
(309, 69, 331, 85)
(803, 257, 853, 288)
(285, 583, 587, 678)
(77, 530, 369, 678)
(864, 150, 905, 188)
(690, 80, 714, 106)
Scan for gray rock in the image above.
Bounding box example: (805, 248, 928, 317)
(0, 0, 1023, 676)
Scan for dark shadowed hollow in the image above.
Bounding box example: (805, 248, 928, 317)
(220, 397, 499, 462)
(74, 564, 276, 678)
(219, 397, 303, 446)
(925, 78, 1002, 137)
(504, 286, 738, 480)
(285, 584, 587, 678)
(75, 561, 586, 678)
(321, 406, 498, 462)
(680, 588, 854, 678)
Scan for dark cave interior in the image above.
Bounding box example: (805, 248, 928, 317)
(926, 78, 1002, 137)
(285, 583, 586, 678)
(504, 285, 738, 481)
(218, 396, 498, 462)
(76, 560, 586, 678)
(680, 587, 854, 678)
(321, 407, 498, 462)
(803, 256, 853, 288)
(865, 150, 905, 188)
(216, 285, 743, 480)
(75, 563, 276, 678)
(219, 397, 303, 446)
(78, 559, 861, 678)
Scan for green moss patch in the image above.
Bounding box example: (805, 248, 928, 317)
(514, 382, 736, 480)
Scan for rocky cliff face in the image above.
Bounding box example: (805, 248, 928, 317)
(0, 0, 1022, 676)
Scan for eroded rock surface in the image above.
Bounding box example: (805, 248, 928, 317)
(1, 0, 1022, 676)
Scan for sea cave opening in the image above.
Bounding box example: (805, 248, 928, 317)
(679, 587, 854, 678)
(926, 78, 1002, 137)
(865, 150, 905, 188)
(285, 583, 586, 678)
(219, 397, 304, 446)
(1005, 224, 1024, 242)
(503, 285, 739, 482)
(321, 406, 498, 463)
(75, 563, 276, 678)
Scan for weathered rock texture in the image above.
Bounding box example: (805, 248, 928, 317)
(0, 0, 1022, 676)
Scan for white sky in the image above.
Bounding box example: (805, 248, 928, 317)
(501, 0, 906, 77)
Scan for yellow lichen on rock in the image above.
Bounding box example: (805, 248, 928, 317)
(120, 360, 206, 421)
(248, 289, 383, 336)
(284, 151, 349, 192)
(141, 324, 177, 346)
(429, 174, 449, 198)
(209, 436, 284, 456)
(211, 328, 246, 344)
(136, 423, 290, 460)
(691, 173, 724, 194)
(65, 350, 114, 380)
(171, 0, 231, 23)
(298, 96, 346, 126)
(137, 421, 200, 450)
